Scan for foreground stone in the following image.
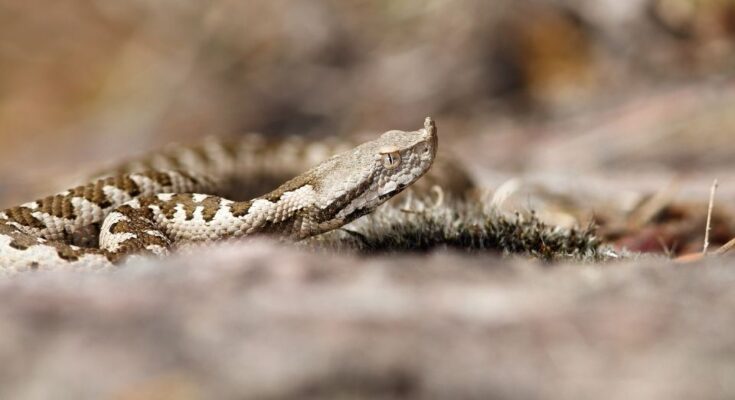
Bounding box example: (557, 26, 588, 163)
(0, 240, 733, 399)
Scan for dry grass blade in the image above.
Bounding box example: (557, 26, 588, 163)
(703, 179, 718, 254)
(714, 237, 735, 256)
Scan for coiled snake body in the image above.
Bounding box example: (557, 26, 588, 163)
(0, 118, 438, 273)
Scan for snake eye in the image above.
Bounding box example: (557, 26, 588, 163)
(379, 146, 401, 169)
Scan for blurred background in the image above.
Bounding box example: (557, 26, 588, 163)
(1, 0, 734, 252)
(3, 3, 735, 399)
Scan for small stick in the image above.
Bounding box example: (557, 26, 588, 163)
(714, 237, 735, 256)
(703, 179, 718, 254)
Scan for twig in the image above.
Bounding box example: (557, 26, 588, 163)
(714, 237, 735, 256)
(703, 178, 718, 254)
(627, 180, 678, 229)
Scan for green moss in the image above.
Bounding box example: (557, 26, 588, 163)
(305, 199, 609, 262)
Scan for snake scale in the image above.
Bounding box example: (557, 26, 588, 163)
(0, 118, 439, 273)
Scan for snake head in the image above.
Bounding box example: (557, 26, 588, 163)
(371, 116, 438, 199)
(315, 117, 438, 225)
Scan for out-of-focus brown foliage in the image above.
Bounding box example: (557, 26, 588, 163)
(0, 0, 732, 169)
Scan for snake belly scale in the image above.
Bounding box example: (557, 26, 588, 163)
(0, 118, 438, 273)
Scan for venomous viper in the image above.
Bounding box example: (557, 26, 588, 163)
(0, 118, 441, 273)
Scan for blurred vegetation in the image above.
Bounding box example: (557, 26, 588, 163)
(308, 200, 606, 262)
(0, 0, 732, 149)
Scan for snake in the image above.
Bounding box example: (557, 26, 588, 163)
(0, 118, 439, 274)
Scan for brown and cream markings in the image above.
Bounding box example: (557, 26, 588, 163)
(0, 118, 438, 274)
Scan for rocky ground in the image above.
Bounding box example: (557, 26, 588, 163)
(2, 241, 735, 400)
(1, 1, 735, 399)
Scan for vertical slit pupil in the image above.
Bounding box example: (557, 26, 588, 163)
(381, 150, 400, 169)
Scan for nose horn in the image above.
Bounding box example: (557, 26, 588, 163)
(424, 117, 436, 135)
